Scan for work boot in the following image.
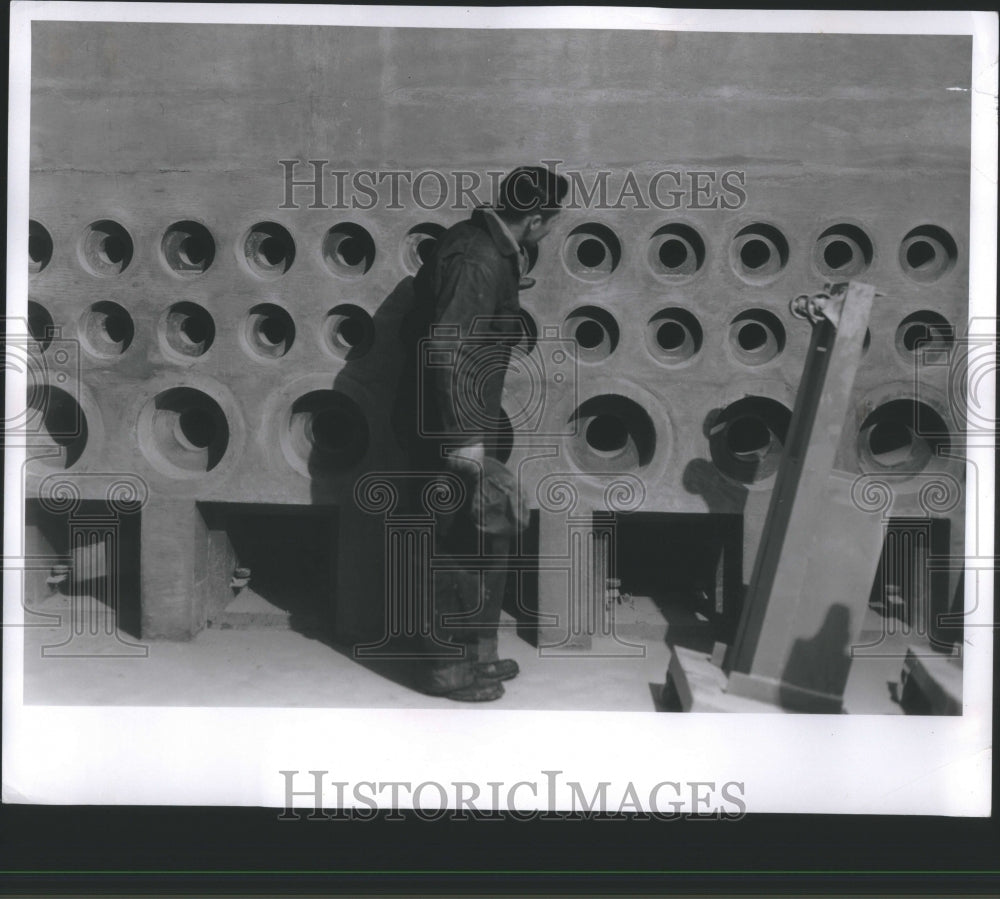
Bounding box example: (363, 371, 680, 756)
(470, 635, 519, 681)
(445, 677, 505, 702)
(475, 658, 519, 681)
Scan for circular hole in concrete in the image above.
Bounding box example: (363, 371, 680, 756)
(738, 323, 768, 352)
(163, 302, 215, 358)
(81, 301, 134, 357)
(26, 385, 88, 469)
(162, 221, 215, 275)
(285, 390, 369, 474)
(563, 224, 621, 281)
(648, 224, 705, 279)
(29, 220, 53, 274)
(245, 303, 295, 359)
(899, 225, 957, 283)
(729, 309, 785, 364)
(731, 223, 788, 282)
(659, 239, 688, 269)
(568, 394, 656, 472)
(80, 220, 133, 277)
(586, 415, 629, 453)
(577, 238, 606, 268)
(402, 223, 445, 273)
(740, 239, 770, 270)
(895, 311, 953, 358)
(858, 399, 949, 473)
(141, 386, 229, 475)
(28, 301, 54, 351)
(243, 222, 295, 278)
(646, 308, 702, 364)
(576, 320, 604, 349)
(563, 306, 619, 361)
(709, 396, 791, 483)
(815, 224, 873, 277)
(726, 416, 771, 458)
(323, 304, 374, 359)
(824, 240, 853, 270)
(323, 223, 376, 278)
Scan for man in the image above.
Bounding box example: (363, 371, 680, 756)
(399, 165, 568, 701)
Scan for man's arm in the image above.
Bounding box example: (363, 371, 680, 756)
(426, 255, 504, 448)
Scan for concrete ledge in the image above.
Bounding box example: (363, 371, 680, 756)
(901, 645, 962, 715)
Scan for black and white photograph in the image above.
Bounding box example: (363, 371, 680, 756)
(4, 4, 995, 817)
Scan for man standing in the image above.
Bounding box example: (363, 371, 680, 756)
(400, 165, 568, 701)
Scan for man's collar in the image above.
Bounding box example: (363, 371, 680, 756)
(475, 206, 521, 258)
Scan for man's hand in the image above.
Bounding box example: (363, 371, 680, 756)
(446, 442, 486, 471)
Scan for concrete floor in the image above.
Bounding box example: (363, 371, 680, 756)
(19, 589, 933, 714)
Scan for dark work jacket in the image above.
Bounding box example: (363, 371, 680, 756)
(399, 207, 522, 453)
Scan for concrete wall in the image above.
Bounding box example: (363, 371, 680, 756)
(26, 23, 970, 642)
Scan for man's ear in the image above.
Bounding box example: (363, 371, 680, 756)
(528, 213, 544, 232)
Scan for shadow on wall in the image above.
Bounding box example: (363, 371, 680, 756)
(779, 603, 852, 711)
(296, 275, 419, 646)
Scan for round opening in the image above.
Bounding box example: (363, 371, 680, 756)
(259, 317, 285, 346)
(568, 394, 657, 472)
(104, 312, 130, 344)
(740, 239, 770, 269)
(824, 240, 853, 270)
(868, 420, 913, 464)
(417, 238, 436, 264)
(27, 385, 88, 469)
(656, 322, 686, 351)
(899, 226, 958, 283)
(564, 224, 622, 280)
(100, 235, 128, 266)
(577, 238, 606, 268)
(244, 222, 295, 278)
(857, 398, 950, 474)
(563, 306, 618, 361)
(181, 316, 210, 346)
(82, 301, 134, 357)
(80, 220, 133, 276)
(28, 301, 54, 350)
(648, 224, 705, 280)
(259, 237, 286, 267)
(162, 302, 215, 358)
(729, 310, 785, 364)
(339, 319, 364, 347)
(586, 415, 629, 453)
(902, 324, 928, 352)
(176, 407, 215, 450)
(727, 417, 771, 456)
(658, 239, 688, 269)
(323, 304, 374, 358)
(895, 311, 954, 358)
(906, 241, 936, 270)
(162, 221, 216, 275)
(731, 224, 788, 282)
(338, 236, 367, 267)
(178, 235, 209, 267)
(738, 323, 768, 352)
(139, 386, 229, 476)
(284, 390, 369, 475)
(245, 304, 295, 359)
(29, 221, 53, 273)
(323, 224, 376, 277)
(709, 396, 792, 483)
(575, 320, 605, 350)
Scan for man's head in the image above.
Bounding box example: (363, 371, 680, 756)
(495, 166, 569, 246)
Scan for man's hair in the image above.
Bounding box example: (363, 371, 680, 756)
(496, 166, 569, 221)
